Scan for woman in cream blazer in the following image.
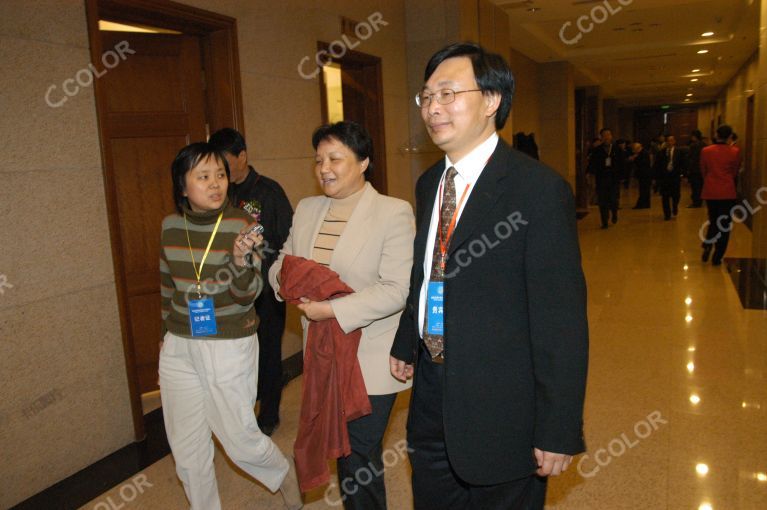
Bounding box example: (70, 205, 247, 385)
(269, 121, 414, 509)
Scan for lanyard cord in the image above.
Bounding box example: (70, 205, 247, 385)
(184, 211, 224, 298)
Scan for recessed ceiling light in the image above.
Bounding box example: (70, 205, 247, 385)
(702, 32, 714, 37)
(692, 68, 700, 72)
(686, 93, 693, 96)
(697, 49, 709, 54)
(691, 78, 699, 82)
(527, 7, 541, 12)
(684, 99, 691, 102)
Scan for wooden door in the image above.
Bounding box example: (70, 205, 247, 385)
(99, 31, 207, 395)
(667, 108, 697, 146)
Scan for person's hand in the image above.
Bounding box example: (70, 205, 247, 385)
(390, 356, 414, 382)
(233, 223, 263, 267)
(534, 448, 572, 476)
(297, 298, 335, 321)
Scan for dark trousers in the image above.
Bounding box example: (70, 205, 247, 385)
(597, 179, 620, 226)
(254, 282, 286, 427)
(336, 392, 397, 510)
(635, 177, 652, 208)
(661, 180, 681, 219)
(704, 199, 737, 263)
(407, 344, 544, 510)
(689, 173, 704, 206)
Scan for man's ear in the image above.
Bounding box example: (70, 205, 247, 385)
(238, 150, 248, 166)
(485, 92, 501, 119)
(359, 157, 370, 175)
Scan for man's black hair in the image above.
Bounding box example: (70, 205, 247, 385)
(424, 42, 515, 130)
(208, 128, 247, 156)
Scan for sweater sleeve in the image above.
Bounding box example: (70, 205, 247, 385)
(159, 244, 174, 336)
(229, 254, 263, 305)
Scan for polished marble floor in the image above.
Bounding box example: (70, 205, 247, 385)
(80, 187, 767, 510)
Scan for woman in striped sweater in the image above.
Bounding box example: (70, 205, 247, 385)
(159, 142, 302, 510)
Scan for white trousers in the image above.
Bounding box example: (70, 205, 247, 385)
(159, 332, 289, 510)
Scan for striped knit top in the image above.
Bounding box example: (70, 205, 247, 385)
(160, 199, 262, 339)
(311, 185, 366, 266)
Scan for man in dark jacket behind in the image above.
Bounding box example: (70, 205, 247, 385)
(629, 142, 652, 209)
(653, 134, 686, 220)
(209, 128, 294, 436)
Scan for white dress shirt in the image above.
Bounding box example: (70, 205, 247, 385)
(417, 132, 499, 337)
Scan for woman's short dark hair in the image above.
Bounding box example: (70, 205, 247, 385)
(171, 142, 230, 213)
(424, 42, 515, 131)
(311, 121, 373, 180)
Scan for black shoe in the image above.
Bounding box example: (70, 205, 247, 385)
(712, 258, 722, 266)
(673, 209, 678, 216)
(702, 245, 712, 262)
(258, 418, 280, 436)
(601, 224, 608, 229)
(611, 215, 618, 224)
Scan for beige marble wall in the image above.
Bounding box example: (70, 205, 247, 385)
(538, 62, 576, 186)
(722, 52, 759, 143)
(508, 48, 541, 138)
(752, 1, 767, 258)
(403, 0, 462, 191)
(0, 1, 135, 506)
(697, 102, 718, 138)
(707, 47, 764, 257)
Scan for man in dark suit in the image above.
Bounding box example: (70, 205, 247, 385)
(587, 128, 621, 228)
(629, 142, 652, 209)
(209, 128, 294, 436)
(390, 42, 588, 510)
(653, 134, 686, 220)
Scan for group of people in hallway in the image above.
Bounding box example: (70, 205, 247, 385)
(586, 125, 742, 265)
(156, 42, 589, 510)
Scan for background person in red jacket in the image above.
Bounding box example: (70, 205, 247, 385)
(700, 124, 742, 266)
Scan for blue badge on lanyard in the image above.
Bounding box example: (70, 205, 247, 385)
(426, 281, 444, 335)
(188, 298, 218, 337)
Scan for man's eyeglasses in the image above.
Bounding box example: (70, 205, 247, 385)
(415, 88, 482, 108)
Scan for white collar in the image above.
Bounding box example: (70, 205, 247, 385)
(445, 132, 499, 181)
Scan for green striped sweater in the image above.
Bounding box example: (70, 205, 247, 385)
(160, 199, 262, 339)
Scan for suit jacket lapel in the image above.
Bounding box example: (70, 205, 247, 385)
(330, 183, 377, 274)
(447, 141, 510, 257)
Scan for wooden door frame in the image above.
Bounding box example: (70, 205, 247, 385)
(316, 42, 388, 194)
(85, 0, 246, 440)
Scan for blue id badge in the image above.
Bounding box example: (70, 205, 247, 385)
(188, 298, 218, 337)
(426, 281, 444, 335)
